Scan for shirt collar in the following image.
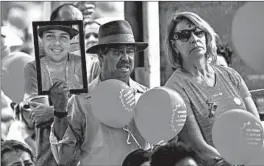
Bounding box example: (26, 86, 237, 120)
(89, 75, 140, 93)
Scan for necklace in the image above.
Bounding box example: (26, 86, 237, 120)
(43, 56, 69, 86)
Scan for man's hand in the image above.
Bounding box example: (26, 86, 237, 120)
(49, 80, 70, 112)
(29, 102, 54, 127)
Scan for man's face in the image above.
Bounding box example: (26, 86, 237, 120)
(100, 45, 135, 82)
(2, 150, 35, 166)
(42, 29, 71, 62)
(85, 23, 99, 49)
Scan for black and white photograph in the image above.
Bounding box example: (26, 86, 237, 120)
(1, 1, 264, 166)
(32, 20, 88, 95)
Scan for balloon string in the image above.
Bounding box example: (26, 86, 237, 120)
(250, 89, 264, 93)
(123, 126, 142, 149)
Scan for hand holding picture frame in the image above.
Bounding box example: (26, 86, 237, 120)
(32, 20, 88, 95)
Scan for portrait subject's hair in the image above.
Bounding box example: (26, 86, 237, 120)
(165, 11, 218, 68)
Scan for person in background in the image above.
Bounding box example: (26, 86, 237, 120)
(1, 91, 14, 141)
(50, 3, 101, 84)
(24, 23, 82, 166)
(23, 4, 85, 166)
(164, 11, 259, 166)
(122, 149, 151, 166)
(50, 3, 83, 21)
(1, 140, 35, 166)
(151, 142, 198, 166)
(49, 20, 150, 165)
(216, 44, 233, 67)
(84, 19, 101, 83)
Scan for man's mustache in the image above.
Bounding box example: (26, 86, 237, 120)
(116, 60, 131, 68)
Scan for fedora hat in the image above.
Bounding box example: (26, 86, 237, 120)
(86, 20, 148, 54)
(38, 24, 79, 39)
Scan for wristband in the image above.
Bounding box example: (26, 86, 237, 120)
(54, 111, 68, 118)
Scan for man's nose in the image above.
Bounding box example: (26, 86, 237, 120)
(88, 35, 97, 42)
(120, 51, 129, 60)
(53, 37, 61, 45)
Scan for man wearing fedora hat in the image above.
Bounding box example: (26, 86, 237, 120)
(49, 20, 151, 165)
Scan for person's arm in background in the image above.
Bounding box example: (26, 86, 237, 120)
(23, 62, 38, 100)
(228, 67, 260, 119)
(24, 62, 54, 127)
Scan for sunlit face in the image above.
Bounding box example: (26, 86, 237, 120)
(174, 157, 198, 166)
(172, 19, 207, 64)
(216, 55, 228, 67)
(99, 45, 135, 82)
(2, 150, 35, 166)
(85, 23, 100, 49)
(42, 29, 70, 62)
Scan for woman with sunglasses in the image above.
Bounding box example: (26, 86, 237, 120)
(164, 12, 259, 166)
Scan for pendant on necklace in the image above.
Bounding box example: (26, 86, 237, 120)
(234, 97, 242, 105)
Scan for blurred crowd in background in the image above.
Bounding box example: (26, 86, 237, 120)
(1, 1, 124, 57)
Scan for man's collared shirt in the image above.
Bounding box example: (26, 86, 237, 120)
(50, 76, 151, 166)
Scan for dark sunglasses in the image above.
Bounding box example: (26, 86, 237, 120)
(172, 28, 206, 42)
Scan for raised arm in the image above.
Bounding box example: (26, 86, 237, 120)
(49, 81, 85, 165)
(24, 62, 54, 127)
(228, 67, 260, 119)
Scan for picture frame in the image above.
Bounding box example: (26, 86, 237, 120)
(32, 20, 88, 95)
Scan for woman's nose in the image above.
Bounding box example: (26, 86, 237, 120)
(189, 32, 199, 43)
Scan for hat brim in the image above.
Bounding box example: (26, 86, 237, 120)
(38, 25, 79, 39)
(86, 42, 148, 54)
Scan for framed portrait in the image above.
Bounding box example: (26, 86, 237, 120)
(32, 20, 88, 95)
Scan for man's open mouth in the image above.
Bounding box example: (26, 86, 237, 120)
(51, 48, 63, 54)
(117, 64, 130, 72)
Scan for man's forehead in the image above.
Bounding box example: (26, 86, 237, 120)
(111, 45, 135, 49)
(43, 29, 70, 36)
